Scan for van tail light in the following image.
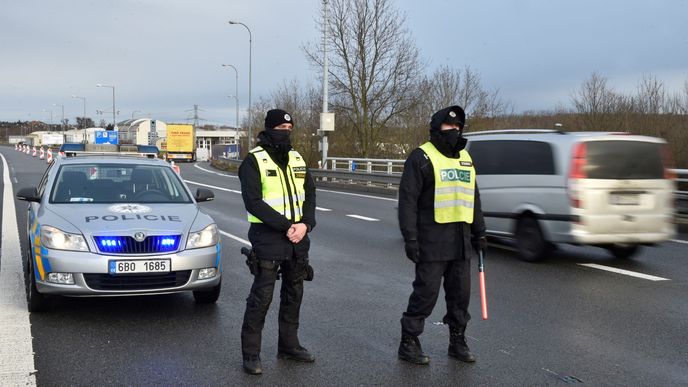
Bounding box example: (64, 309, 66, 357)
(569, 142, 587, 179)
(661, 144, 676, 180)
(568, 142, 587, 209)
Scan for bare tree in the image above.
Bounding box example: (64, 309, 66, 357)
(634, 73, 665, 114)
(570, 72, 622, 130)
(665, 78, 688, 115)
(241, 80, 323, 166)
(304, 0, 423, 157)
(571, 72, 618, 115)
(270, 79, 322, 166)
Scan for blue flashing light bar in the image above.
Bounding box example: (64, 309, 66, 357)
(137, 145, 159, 155)
(56, 143, 159, 158)
(94, 235, 181, 254)
(60, 143, 86, 153)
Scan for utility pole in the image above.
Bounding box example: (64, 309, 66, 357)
(319, 0, 335, 168)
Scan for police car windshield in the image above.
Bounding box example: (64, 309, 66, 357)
(50, 164, 192, 204)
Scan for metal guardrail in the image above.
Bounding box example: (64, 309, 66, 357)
(326, 157, 405, 175)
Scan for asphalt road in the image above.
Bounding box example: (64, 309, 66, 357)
(1, 147, 687, 386)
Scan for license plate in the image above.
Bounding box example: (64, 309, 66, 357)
(609, 194, 640, 206)
(108, 259, 171, 274)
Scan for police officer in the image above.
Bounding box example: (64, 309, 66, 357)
(239, 109, 317, 375)
(397, 105, 486, 365)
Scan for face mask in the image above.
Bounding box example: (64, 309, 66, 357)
(266, 128, 291, 146)
(438, 128, 467, 152)
(439, 129, 461, 148)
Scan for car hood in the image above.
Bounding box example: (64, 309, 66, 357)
(46, 203, 200, 236)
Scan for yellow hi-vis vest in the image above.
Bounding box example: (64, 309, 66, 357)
(419, 142, 476, 224)
(247, 146, 307, 223)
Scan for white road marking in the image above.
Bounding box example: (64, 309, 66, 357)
(670, 239, 688, 245)
(577, 263, 670, 281)
(346, 214, 380, 222)
(316, 207, 332, 212)
(194, 163, 238, 178)
(219, 229, 250, 246)
(185, 180, 241, 194)
(317, 188, 397, 202)
(0, 152, 37, 385)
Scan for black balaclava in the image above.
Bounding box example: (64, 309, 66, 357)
(263, 108, 294, 150)
(429, 105, 467, 153)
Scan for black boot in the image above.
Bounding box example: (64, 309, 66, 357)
(277, 346, 316, 362)
(242, 354, 263, 375)
(448, 327, 476, 362)
(398, 334, 430, 365)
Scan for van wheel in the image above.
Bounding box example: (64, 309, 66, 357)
(607, 245, 640, 259)
(515, 217, 549, 262)
(26, 255, 51, 313)
(193, 280, 221, 304)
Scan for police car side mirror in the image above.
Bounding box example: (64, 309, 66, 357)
(17, 187, 41, 203)
(195, 188, 214, 203)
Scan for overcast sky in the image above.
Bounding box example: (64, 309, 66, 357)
(1, 0, 687, 126)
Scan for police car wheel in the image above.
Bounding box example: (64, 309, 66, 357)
(26, 253, 51, 313)
(193, 280, 221, 304)
(515, 216, 548, 262)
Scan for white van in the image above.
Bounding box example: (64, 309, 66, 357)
(465, 130, 676, 261)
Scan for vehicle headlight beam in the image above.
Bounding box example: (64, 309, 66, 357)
(186, 224, 218, 249)
(40, 225, 89, 252)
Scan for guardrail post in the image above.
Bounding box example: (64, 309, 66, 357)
(348, 160, 353, 183)
(330, 159, 335, 182)
(387, 161, 393, 188)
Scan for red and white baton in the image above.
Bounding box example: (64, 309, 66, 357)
(478, 250, 488, 320)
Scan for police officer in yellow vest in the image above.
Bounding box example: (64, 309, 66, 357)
(239, 109, 317, 375)
(397, 105, 486, 365)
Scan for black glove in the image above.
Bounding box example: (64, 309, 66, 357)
(404, 240, 420, 263)
(472, 236, 487, 254)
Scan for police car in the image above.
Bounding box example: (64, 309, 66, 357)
(16, 144, 222, 312)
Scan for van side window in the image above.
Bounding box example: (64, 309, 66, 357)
(470, 140, 555, 175)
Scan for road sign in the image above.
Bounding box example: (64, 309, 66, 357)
(95, 130, 119, 145)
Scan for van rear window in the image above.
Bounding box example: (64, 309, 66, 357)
(585, 141, 664, 179)
(469, 140, 555, 175)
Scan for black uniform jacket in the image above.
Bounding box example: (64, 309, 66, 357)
(398, 136, 486, 262)
(239, 132, 316, 260)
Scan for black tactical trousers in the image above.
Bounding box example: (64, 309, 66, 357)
(401, 259, 471, 337)
(241, 259, 305, 356)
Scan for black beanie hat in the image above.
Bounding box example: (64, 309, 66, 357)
(264, 109, 294, 129)
(430, 105, 465, 131)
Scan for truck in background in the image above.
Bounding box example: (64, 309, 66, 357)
(164, 124, 196, 162)
(25, 131, 65, 147)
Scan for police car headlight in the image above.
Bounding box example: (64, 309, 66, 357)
(186, 224, 218, 249)
(40, 225, 89, 252)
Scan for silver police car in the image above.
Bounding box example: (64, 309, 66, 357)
(16, 145, 221, 312)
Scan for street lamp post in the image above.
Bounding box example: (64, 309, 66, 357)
(71, 95, 86, 121)
(96, 84, 116, 129)
(221, 64, 240, 147)
(228, 20, 252, 148)
(52, 103, 65, 133)
(131, 110, 141, 119)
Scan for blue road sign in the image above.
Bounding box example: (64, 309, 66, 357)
(95, 131, 119, 145)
